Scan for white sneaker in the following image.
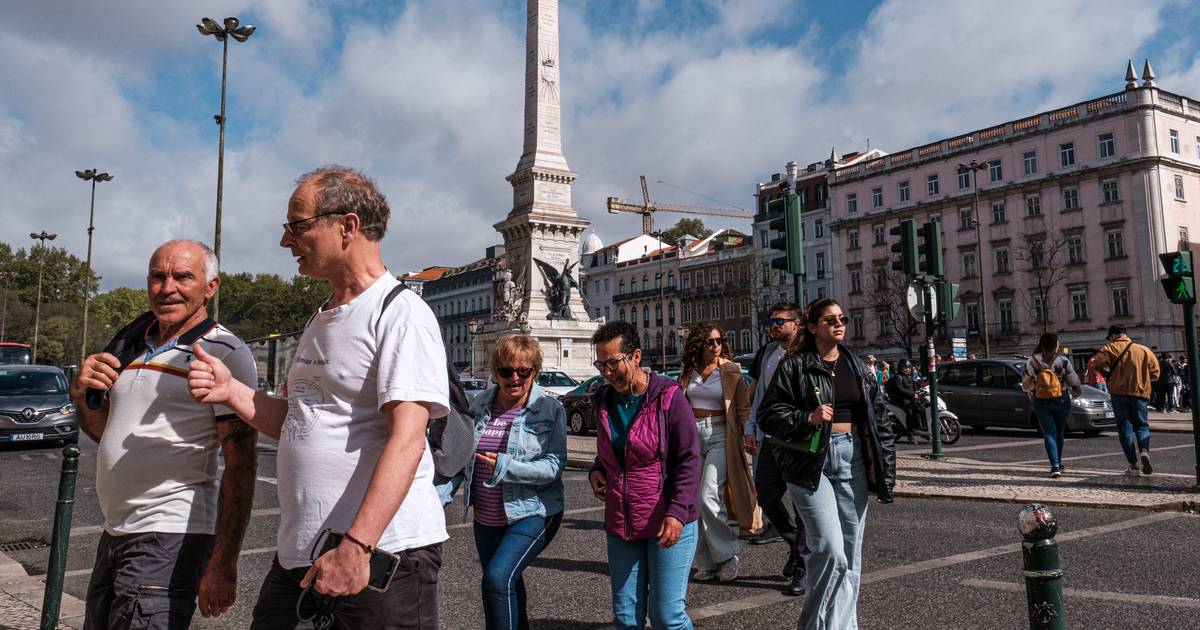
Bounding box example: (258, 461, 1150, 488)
(717, 556, 740, 582)
(1140, 451, 1153, 475)
(1124, 464, 1140, 476)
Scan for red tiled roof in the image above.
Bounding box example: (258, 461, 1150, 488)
(400, 266, 454, 281)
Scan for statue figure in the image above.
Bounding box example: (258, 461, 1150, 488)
(533, 257, 579, 320)
(493, 265, 525, 322)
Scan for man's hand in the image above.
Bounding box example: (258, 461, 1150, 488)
(743, 434, 757, 455)
(197, 559, 237, 618)
(301, 541, 371, 597)
(188, 344, 236, 405)
(657, 516, 683, 548)
(70, 352, 121, 399)
(588, 470, 607, 501)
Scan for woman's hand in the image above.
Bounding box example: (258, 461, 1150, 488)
(588, 470, 607, 501)
(474, 451, 498, 469)
(808, 404, 833, 426)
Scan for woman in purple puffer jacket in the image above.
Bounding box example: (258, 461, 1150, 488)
(588, 321, 701, 630)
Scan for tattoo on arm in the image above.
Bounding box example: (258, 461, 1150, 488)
(211, 418, 258, 565)
(219, 418, 257, 448)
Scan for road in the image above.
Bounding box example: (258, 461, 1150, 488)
(1, 426, 1197, 629)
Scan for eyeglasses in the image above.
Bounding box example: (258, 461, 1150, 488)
(593, 355, 630, 372)
(767, 317, 798, 327)
(497, 366, 534, 379)
(704, 338, 723, 347)
(822, 315, 849, 327)
(282, 211, 349, 236)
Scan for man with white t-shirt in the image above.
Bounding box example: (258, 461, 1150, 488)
(71, 240, 259, 628)
(187, 165, 450, 629)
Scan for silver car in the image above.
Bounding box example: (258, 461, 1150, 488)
(937, 358, 1114, 434)
(0, 365, 78, 447)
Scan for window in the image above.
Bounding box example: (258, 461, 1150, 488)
(817, 286, 826, 299)
(876, 309, 888, 337)
(725, 331, 736, 351)
(604, 278, 610, 292)
(1068, 234, 1084, 264)
(962, 251, 977, 277)
(801, 221, 806, 240)
(814, 219, 824, 238)
(848, 228, 860, 249)
(655, 303, 663, 326)
(1098, 133, 1115, 159)
(643, 273, 649, 288)
(667, 272, 675, 288)
(957, 167, 971, 190)
(1032, 291, 1046, 324)
(998, 299, 1014, 333)
(816, 252, 826, 279)
(994, 247, 1010, 273)
(1170, 129, 1180, 154)
(988, 159, 1002, 183)
(1029, 239, 1045, 268)
(991, 200, 1007, 223)
(874, 265, 888, 290)
(927, 174, 940, 196)
(851, 310, 864, 340)
(850, 270, 862, 294)
(899, 181, 910, 202)
(1110, 285, 1130, 318)
(740, 330, 751, 351)
(965, 303, 980, 332)
(695, 270, 704, 287)
(1063, 187, 1079, 210)
(682, 273, 691, 289)
(1105, 229, 1125, 258)
(682, 303, 692, 322)
(740, 299, 749, 317)
(630, 276, 638, 292)
(709, 269, 718, 286)
(1181, 226, 1191, 248)
(668, 302, 676, 325)
(1102, 178, 1120, 203)
(1023, 151, 1038, 175)
(872, 187, 883, 208)
(959, 206, 974, 229)
(655, 272, 662, 289)
(1025, 194, 1042, 217)
(1059, 142, 1075, 167)
(642, 305, 649, 327)
(724, 266, 732, 283)
(759, 230, 769, 248)
(846, 193, 858, 213)
(1070, 289, 1089, 321)
(723, 298, 732, 319)
(873, 224, 885, 245)
(1175, 174, 1186, 200)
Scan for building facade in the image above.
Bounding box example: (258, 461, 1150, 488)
(678, 229, 757, 358)
(831, 62, 1200, 362)
(420, 246, 504, 373)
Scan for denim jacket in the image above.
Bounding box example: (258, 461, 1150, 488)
(462, 383, 567, 523)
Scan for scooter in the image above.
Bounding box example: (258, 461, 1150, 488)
(886, 387, 961, 445)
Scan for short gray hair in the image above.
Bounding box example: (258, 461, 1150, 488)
(153, 240, 219, 281)
(296, 165, 390, 240)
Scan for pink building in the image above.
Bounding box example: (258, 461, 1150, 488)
(830, 61, 1200, 361)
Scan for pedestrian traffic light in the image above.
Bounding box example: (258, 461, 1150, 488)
(918, 219, 944, 278)
(937, 281, 960, 322)
(769, 193, 804, 275)
(889, 219, 918, 276)
(1159, 251, 1196, 304)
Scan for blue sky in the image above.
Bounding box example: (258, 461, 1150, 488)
(3, 0, 1200, 290)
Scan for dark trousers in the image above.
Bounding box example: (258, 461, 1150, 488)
(473, 512, 562, 630)
(84, 531, 214, 630)
(250, 543, 442, 630)
(755, 441, 808, 567)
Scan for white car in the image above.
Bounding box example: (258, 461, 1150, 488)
(536, 369, 579, 399)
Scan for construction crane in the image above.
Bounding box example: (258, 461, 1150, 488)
(606, 175, 753, 235)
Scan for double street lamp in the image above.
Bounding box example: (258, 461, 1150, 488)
(75, 168, 113, 363)
(30, 231, 57, 364)
(959, 160, 992, 358)
(196, 16, 256, 320)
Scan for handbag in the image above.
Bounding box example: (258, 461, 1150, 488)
(767, 372, 824, 454)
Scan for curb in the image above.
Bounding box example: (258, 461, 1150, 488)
(892, 488, 1198, 513)
(0, 550, 27, 584)
(566, 456, 594, 470)
(0, 550, 86, 629)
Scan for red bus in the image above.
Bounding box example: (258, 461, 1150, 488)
(0, 343, 32, 365)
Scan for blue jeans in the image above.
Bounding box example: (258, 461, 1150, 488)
(788, 432, 869, 630)
(1111, 395, 1151, 464)
(1032, 396, 1070, 467)
(606, 520, 698, 630)
(473, 512, 563, 630)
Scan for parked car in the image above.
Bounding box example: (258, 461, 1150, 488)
(662, 367, 752, 385)
(936, 358, 1114, 434)
(0, 365, 78, 447)
(561, 375, 606, 435)
(537, 368, 580, 399)
(461, 377, 489, 401)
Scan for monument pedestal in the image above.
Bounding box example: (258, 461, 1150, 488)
(473, 318, 597, 382)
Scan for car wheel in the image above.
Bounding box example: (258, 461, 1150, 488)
(569, 411, 587, 435)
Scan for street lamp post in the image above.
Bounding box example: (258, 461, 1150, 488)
(960, 160, 992, 358)
(196, 16, 256, 321)
(74, 169, 113, 363)
(468, 319, 479, 378)
(650, 231, 668, 371)
(30, 231, 57, 364)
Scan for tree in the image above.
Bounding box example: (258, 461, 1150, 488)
(1012, 233, 1071, 336)
(660, 218, 712, 244)
(866, 264, 920, 358)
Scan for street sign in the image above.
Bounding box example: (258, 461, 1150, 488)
(953, 337, 967, 359)
(906, 283, 937, 319)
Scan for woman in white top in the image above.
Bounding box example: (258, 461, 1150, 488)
(679, 322, 757, 582)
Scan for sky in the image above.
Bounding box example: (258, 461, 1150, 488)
(3, 0, 1200, 291)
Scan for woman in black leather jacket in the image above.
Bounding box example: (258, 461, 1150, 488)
(759, 298, 896, 630)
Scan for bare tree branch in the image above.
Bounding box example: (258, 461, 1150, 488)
(1011, 233, 1073, 336)
(865, 263, 919, 358)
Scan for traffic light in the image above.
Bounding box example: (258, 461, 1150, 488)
(769, 193, 804, 275)
(918, 219, 944, 278)
(937, 281, 960, 322)
(1159, 251, 1196, 304)
(889, 219, 918, 275)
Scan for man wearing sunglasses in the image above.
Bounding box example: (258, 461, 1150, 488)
(188, 166, 451, 628)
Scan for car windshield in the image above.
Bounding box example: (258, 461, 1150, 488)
(539, 372, 578, 387)
(0, 371, 67, 395)
(0, 346, 31, 365)
(462, 380, 486, 391)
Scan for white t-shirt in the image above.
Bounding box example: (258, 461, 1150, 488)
(276, 272, 450, 569)
(96, 320, 257, 535)
(686, 369, 725, 411)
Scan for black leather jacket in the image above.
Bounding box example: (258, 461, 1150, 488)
(758, 346, 896, 499)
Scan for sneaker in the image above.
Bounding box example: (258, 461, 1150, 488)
(784, 568, 806, 597)
(1125, 463, 1140, 477)
(692, 568, 716, 581)
(716, 556, 740, 582)
(1140, 451, 1153, 475)
(749, 525, 783, 545)
(1050, 467, 1062, 478)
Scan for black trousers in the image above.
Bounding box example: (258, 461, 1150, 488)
(250, 543, 442, 630)
(755, 441, 808, 565)
(84, 531, 214, 630)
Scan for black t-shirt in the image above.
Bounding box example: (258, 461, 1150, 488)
(828, 356, 865, 424)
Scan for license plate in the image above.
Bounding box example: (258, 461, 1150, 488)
(10, 433, 43, 442)
(1104, 411, 1114, 418)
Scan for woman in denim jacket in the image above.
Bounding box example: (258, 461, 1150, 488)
(463, 334, 567, 630)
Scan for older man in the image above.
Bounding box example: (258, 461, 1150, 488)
(71, 240, 258, 629)
(188, 166, 450, 628)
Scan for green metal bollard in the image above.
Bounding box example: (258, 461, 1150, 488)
(40, 444, 80, 630)
(1019, 503, 1066, 630)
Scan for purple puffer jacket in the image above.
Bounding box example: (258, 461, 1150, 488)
(591, 374, 701, 541)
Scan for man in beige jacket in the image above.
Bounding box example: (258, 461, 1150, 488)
(1091, 325, 1160, 475)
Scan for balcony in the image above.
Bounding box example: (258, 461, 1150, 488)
(612, 286, 678, 304)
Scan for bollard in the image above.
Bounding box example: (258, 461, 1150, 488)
(40, 445, 80, 630)
(1019, 503, 1066, 630)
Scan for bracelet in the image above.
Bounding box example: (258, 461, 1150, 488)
(342, 531, 375, 555)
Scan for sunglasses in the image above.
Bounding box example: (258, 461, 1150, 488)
(704, 338, 723, 347)
(767, 317, 798, 327)
(822, 315, 849, 326)
(593, 355, 630, 372)
(497, 366, 534, 379)
(282, 210, 349, 236)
